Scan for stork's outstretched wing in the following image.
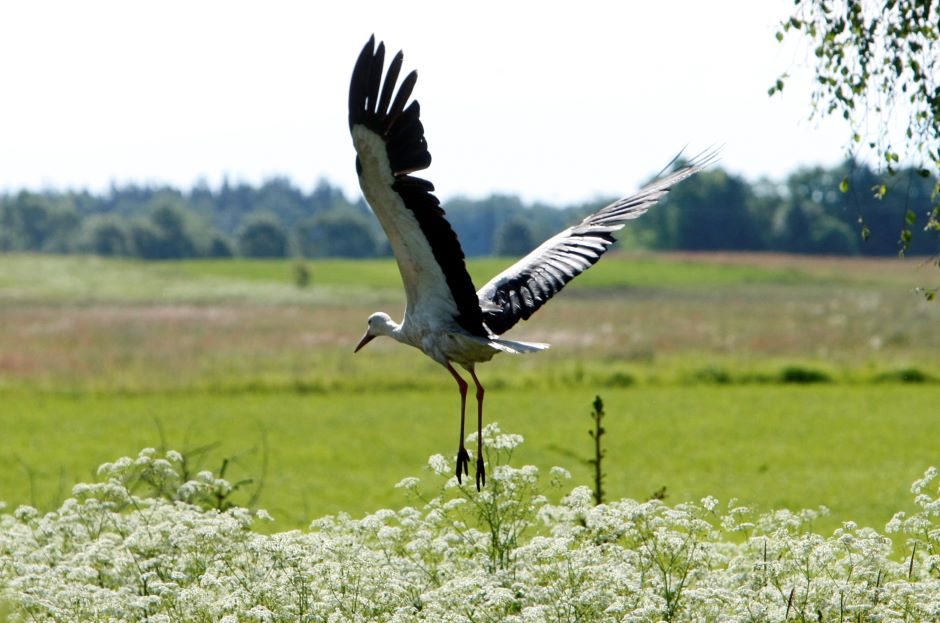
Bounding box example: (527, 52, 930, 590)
(349, 36, 487, 338)
(477, 152, 717, 335)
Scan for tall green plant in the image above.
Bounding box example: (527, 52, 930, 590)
(588, 395, 607, 505)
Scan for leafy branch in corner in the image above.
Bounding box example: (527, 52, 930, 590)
(772, 0, 940, 286)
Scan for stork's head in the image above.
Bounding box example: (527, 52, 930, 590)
(354, 312, 397, 352)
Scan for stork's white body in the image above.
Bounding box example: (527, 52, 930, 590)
(348, 36, 713, 489)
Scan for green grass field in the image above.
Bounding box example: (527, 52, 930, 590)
(1, 252, 939, 535)
(2, 385, 939, 534)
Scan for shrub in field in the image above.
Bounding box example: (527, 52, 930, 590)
(873, 367, 935, 384)
(687, 365, 733, 385)
(778, 365, 832, 384)
(2, 427, 940, 621)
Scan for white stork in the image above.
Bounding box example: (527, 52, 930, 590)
(349, 36, 714, 490)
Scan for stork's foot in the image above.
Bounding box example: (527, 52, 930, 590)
(475, 455, 486, 491)
(456, 446, 470, 483)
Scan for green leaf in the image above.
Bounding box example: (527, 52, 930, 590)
(899, 228, 912, 251)
(858, 217, 870, 241)
(839, 176, 849, 193)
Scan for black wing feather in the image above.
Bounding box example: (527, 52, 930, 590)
(387, 70, 417, 127)
(478, 153, 716, 335)
(349, 36, 487, 338)
(377, 51, 403, 118)
(366, 43, 384, 117)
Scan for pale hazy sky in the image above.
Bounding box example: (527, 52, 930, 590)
(0, 1, 851, 204)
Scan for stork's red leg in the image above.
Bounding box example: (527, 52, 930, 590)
(469, 367, 486, 490)
(445, 362, 470, 483)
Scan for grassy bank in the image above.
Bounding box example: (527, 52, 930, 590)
(2, 385, 938, 534)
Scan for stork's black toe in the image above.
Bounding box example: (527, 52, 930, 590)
(475, 455, 486, 490)
(456, 447, 470, 483)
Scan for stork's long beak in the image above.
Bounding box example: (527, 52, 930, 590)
(354, 332, 375, 353)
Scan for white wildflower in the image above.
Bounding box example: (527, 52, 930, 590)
(245, 605, 275, 622)
(701, 496, 719, 512)
(13, 505, 39, 522)
(886, 511, 905, 533)
(165, 449, 184, 463)
(427, 454, 449, 476)
(911, 466, 938, 495)
(491, 433, 524, 451)
(395, 476, 420, 490)
(4, 442, 940, 622)
(443, 498, 467, 511)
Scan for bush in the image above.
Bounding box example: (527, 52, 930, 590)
(688, 365, 733, 384)
(293, 262, 311, 288)
(873, 367, 934, 384)
(779, 365, 832, 384)
(601, 371, 635, 388)
(3, 428, 940, 621)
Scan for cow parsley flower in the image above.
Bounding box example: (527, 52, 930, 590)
(701, 496, 719, 512)
(3, 443, 940, 622)
(427, 454, 449, 476)
(395, 476, 420, 490)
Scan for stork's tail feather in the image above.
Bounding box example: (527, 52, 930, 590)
(488, 338, 550, 355)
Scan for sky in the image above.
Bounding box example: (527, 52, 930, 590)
(0, 1, 853, 205)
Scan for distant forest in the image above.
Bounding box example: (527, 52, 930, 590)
(1, 160, 938, 260)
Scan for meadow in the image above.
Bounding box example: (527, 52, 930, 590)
(1, 252, 939, 534)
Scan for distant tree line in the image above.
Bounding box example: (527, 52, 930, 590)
(0, 162, 937, 260)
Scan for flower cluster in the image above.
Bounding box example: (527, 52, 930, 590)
(2, 427, 940, 622)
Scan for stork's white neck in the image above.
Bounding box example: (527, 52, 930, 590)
(367, 311, 409, 345)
